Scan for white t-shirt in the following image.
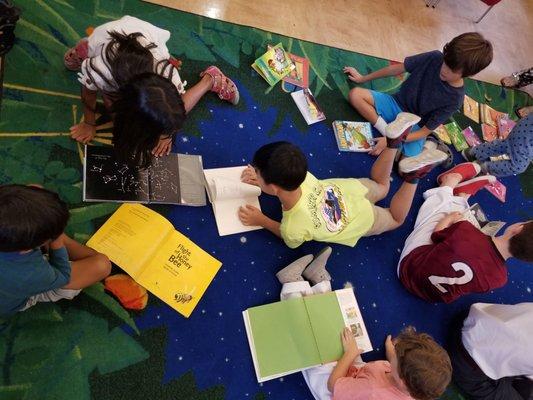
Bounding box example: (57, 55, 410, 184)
(462, 302, 533, 380)
(78, 15, 186, 94)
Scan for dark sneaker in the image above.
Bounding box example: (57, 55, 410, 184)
(399, 149, 448, 173)
(385, 112, 421, 148)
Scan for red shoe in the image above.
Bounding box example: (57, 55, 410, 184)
(200, 66, 240, 105)
(453, 175, 496, 196)
(437, 162, 481, 185)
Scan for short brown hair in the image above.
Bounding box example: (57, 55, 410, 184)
(443, 32, 493, 77)
(395, 327, 452, 400)
(509, 221, 533, 262)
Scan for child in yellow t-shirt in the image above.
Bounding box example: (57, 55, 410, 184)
(238, 113, 447, 248)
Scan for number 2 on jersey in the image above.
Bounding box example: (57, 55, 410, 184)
(428, 262, 474, 293)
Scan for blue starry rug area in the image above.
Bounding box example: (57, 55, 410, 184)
(0, 0, 532, 399)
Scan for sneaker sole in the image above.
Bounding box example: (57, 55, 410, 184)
(399, 149, 448, 173)
(454, 175, 496, 192)
(385, 112, 421, 139)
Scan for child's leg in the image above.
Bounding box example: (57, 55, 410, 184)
(471, 139, 510, 161)
(348, 88, 380, 124)
(361, 147, 399, 201)
(181, 75, 213, 113)
(61, 234, 111, 290)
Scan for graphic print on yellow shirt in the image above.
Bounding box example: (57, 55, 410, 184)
(321, 184, 348, 232)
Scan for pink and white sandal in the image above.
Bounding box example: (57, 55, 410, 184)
(200, 66, 240, 105)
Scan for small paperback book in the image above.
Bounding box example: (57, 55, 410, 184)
(444, 122, 469, 151)
(243, 288, 372, 382)
(481, 123, 498, 142)
(433, 125, 451, 144)
(332, 121, 374, 152)
(463, 95, 480, 123)
(480, 104, 506, 127)
(84, 145, 206, 206)
(291, 88, 326, 125)
(252, 43, 295, 86)
(283, 52, 309, 88)
(204, 166, 263, 236)
(87, 204, 222, 317)
(496, 114, 516, 140)
(485, 179, 507, 203)
(462, 203, 505, 237)
(462, 126, 482, 147)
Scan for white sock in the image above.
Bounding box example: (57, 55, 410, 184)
(373, 116, 388, 135)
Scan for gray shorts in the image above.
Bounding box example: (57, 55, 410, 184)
(20, 288, 81, 311)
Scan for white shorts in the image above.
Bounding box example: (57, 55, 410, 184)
(20, 288, 81, 311)
(397, 186, 470, 276)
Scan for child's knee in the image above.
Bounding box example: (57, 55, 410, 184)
(348, 87, 367, 106)
(94, 253, 112, 279)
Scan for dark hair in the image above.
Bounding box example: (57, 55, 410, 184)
(252, 142, 307, 191)
(443, 32, 493, 77)
(395, 327, 452, 400)
(112, 72, 186, 168)
(0, 185, 69, 252)
(509, 221, 533, 262)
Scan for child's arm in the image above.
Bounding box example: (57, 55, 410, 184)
(46, 234, 73, 289)
(343, 63, 405, 84)
(434, 212, 463, 233)
(404, 126, 432, 142)
(327, 327, 363, 393)
(70, 85, 97, 144)
(238, 205, 281, 237)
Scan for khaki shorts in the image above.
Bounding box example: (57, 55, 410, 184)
(359, 178, 399, 236)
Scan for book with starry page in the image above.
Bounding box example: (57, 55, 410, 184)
(83, 145, 206, 206)
(243, 288, 373, 382)
(87, 204, 222, 317)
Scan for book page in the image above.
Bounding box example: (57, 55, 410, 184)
(137, 229, 221, 317)
(246, 298, 321, 381)
(177, 154, 207, 206)
(334, 288, 373, 353)
(204, 166, 263, 236)
(87, 204, 173, 279)
(291, 89, 326, 125)
(303, 292, 346, 363)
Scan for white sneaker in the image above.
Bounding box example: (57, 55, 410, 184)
(384, 112, 421, 139)
(399, 149, 448, 173)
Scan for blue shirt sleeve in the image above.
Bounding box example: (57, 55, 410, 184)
(424, 104, 461, 130)
(44, 247, 72, 290)
(404, 51, 441, 73)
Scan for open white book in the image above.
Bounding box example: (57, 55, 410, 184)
(204, 166, 263, 236)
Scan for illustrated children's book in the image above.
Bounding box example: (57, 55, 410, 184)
(243, 288, 373, 382)
(87, 204, 222, 317)
(463, 95, 480, 123)
(485, 179, 507, 203)
(433, 125, 451, 144)
(332, 121, 374, 152)
(480, 104, 506, 127)
(283, 52, 309, 88)
(462, 126, 482, 147)
(444, 122, 469, 151)
(291, 88, 326, 125)
(481, 123, 498, 142)
(83, 145, 206, 206)
(252, 43, 295, 86)
(463, 203, 505, 236)
(496, 114, 516, 140)
(204, 166, 263, 236)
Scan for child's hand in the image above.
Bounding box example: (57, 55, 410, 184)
(70, 122, 96, 144)
(341, 327, 362, 357)
(238, 205, 265, 226)
(49, 234, 66, 250)
(369, 137, 386, 156)
(152, 136, 172, 157)
(385, 334, 395, 361)
(241, 166, 259, 186)
(343, 67, 366, 83)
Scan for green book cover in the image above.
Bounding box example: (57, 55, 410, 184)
(243, 288, 372, 382)
(251, 43, 294, 86)
(445, 122, 469, 151)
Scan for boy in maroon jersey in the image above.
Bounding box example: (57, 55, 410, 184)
(397, 162, 532, 303)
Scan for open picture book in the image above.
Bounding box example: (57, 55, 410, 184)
(251, 43, 295, 86)
(83, 145, 206, 206)
(332, 120, 374, 152)
(243, 288, 372, 382)
(291, 88, 326, 125)
(87, 204, 222, 317)
(204, 166, 263, 236)
(462, 203, 505, 237)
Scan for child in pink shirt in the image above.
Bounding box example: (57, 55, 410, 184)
(329, 327, 451, 400)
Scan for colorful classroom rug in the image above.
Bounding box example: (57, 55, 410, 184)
(0, 0, 531, 399)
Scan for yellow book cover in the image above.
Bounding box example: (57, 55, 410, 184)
(463, 95, 479, 123)
(433, 125, 451, 144)
(87, 204, 222, 317)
